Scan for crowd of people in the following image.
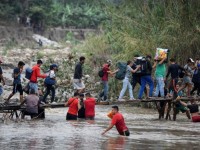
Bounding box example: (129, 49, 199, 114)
(98, 56, 200, 101)
(0, 54, 200, 136)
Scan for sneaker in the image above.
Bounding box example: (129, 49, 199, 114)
(118, 99, 125, 101)
(129, 98, 135, 101)
(51, 101, 57, 104)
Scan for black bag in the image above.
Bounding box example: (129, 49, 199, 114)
(140, 60, 148, 73)
(98, 69, 104, 78)
(135, 57, 148, 74)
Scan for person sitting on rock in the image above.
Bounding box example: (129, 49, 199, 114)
(20, 89, 39, 119)
(6, 61, 25, 103)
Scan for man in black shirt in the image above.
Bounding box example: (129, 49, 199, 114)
(166, 58, 182, 93)
(0, 59, 5, 96)
(132, 56, 147, 97)
(73, 56, 85, 94)
(138, 55, 154, 99)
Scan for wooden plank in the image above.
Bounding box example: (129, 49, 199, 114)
(0, 97, 200, 112)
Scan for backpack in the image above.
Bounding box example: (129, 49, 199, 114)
(115, 62, 127, 80)
(44, 76, 56, 85)
(25, 67, 33, 80)
(98, 68, 104, 78)
(140, 59, 148, 73)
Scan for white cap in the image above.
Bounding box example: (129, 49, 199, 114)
(107, 59, 112, 64)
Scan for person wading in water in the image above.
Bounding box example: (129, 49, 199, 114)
(102, 106, 130, 136)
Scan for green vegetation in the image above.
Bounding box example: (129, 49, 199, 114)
(77, 0, 200, 64)
(0, 0, 106, 28)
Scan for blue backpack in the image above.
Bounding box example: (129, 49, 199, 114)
(25, 67, 33, 80)
(115, 62, 127, 80)
(44, 76, 56, 85)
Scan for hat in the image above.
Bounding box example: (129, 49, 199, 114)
(107, 59, 112, 64)
(51, 64, 58, 68)
(50, 64, 58, 70)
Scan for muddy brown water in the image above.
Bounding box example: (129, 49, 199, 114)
(0, 105, 200, 150)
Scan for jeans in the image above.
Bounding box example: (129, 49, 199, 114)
(154, 77, 165, 97)
(29, 82, 38, 94)
(43, 84, 55, 103)
(119, 77, 134, 99)
(0, 86, 3, 95)
(138, 75, 154, 99)
(99, 81, 108, 100)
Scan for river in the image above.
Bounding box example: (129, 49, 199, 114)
(0, 105, 200, 150)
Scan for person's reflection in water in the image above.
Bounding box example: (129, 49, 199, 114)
(104, 136, 126, 150)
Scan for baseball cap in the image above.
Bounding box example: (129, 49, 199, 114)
(50, 64, 58, 70)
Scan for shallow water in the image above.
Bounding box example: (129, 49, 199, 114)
(0, 105, 200, 150)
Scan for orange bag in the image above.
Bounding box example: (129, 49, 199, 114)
(107, 111, 113, 119)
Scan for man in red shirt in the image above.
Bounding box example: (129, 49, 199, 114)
(29, 60, 47, 94)
(102, 106, 130, 136)
(65, 92, 79, 120)
(99, 60, 118, 101)
(84, 92, 95, 120)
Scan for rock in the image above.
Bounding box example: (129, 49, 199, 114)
(32, 34, 62, 48)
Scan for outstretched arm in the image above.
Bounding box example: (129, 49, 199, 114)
(36, 68, 47, 78)
(102, 124, 114, 135)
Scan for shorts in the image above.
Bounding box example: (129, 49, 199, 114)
(29, 82, 38, 94)
(73, 79, 85, 90)
(22, 110, 38, 119)
(13, 84, 23, 95)
(120, 130, 130, 136)
(182, 76, 192, 84)
(176, 105, 188, 113)
(192, 116, 200, 122)
(66, 113, 77, 120)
